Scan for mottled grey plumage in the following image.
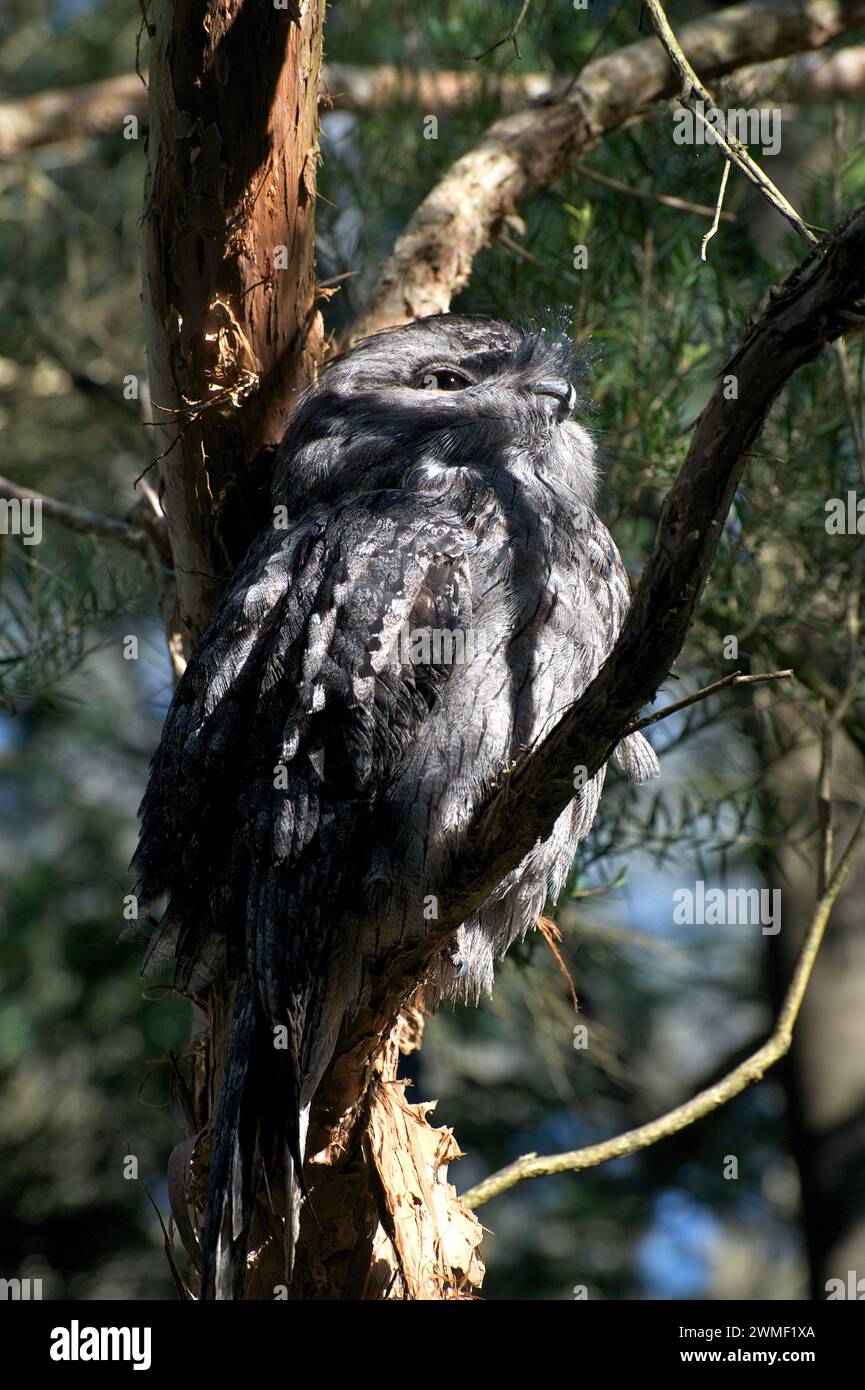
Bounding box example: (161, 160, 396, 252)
(132, 313, 658, 1298)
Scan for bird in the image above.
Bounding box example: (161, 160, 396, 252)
(131, 312, 659, 1299)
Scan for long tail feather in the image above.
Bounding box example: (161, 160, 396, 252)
(285, 1102, 311, 1282)
(199, 976, 310, 1299)
(199, 976, 257, 1300)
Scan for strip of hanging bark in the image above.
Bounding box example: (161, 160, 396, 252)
(362, 1033, 485, 1300)
(264, 1010, 484, 1299)
(537, 914, 580, 1012)
(346, 0, 865, 344)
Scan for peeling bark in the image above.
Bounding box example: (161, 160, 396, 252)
(141, 0, 325, 651)
(283, 1012, 484, 1300)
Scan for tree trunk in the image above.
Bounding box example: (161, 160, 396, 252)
(140, 0, 482, 1300)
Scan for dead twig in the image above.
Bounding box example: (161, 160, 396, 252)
(461, 805, 865, 1209)
(625, 668, 795, 736)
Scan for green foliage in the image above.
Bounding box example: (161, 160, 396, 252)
(0, 537, 149, 712)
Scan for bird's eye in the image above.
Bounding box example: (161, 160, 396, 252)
(419, 368, 471, 392)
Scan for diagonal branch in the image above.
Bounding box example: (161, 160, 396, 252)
(346, 0, 865, 343)
(368, 204, 865, 1008)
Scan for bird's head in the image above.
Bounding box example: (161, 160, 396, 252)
(275, 313, 598, 508)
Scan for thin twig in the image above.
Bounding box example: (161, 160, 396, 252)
(496, 230, 553, 268)
(473, 0, 533, 62)
(461, 806, 865, 1210)
(577, 161, 737, 222)
(625, 669, 795, 736)
(701, 158, 731, 260)
(0, 474, 150, 554)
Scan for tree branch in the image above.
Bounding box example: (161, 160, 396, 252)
(5, 37, 865, 164)
(0, 473, 150, 554)
(626, 668, 795, 736)
(346, 0, 865, 343)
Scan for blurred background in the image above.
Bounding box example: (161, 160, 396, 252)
(1, 0, 864, 1300)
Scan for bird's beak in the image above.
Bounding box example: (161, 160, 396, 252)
(531, 378, 576, 420)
